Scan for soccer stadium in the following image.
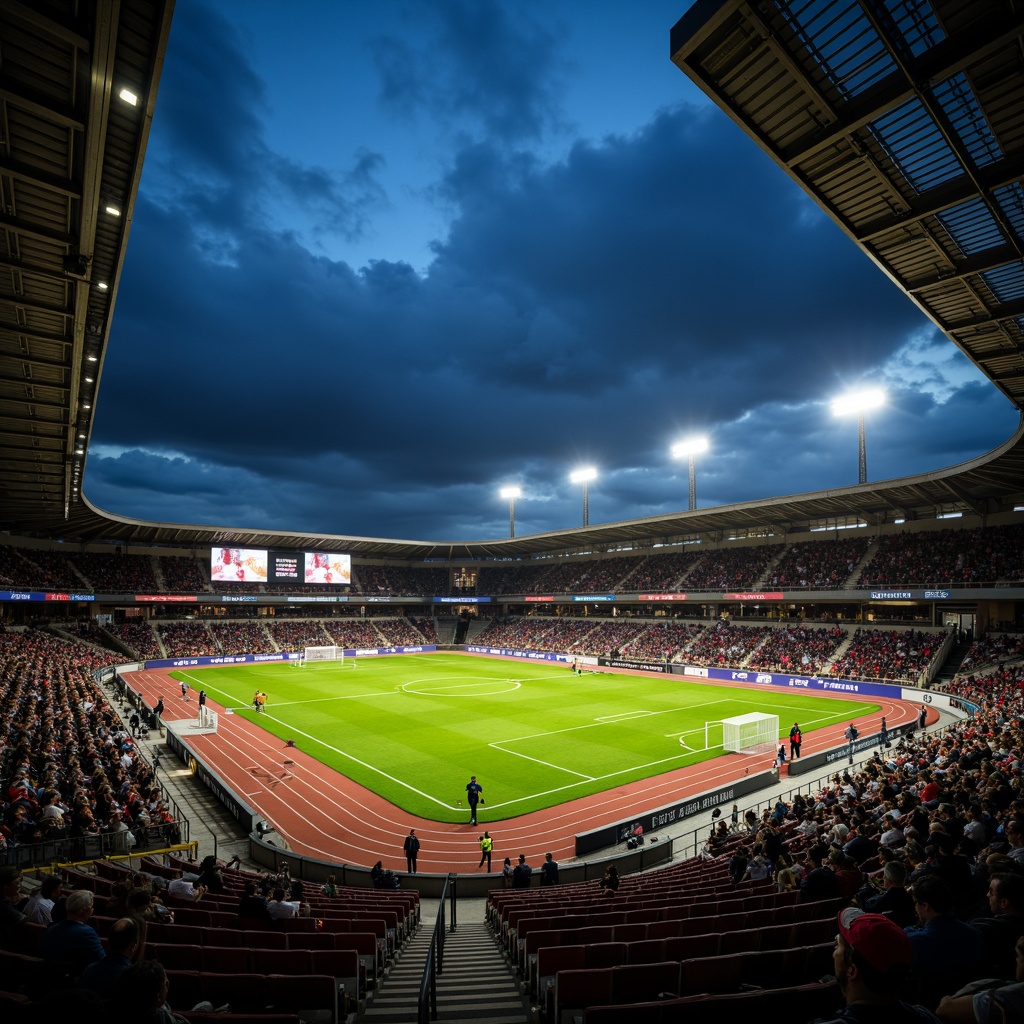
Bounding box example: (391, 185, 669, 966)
(1, 1, 1023, 1022)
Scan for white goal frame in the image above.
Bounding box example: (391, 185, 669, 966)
(297, 645, 355, 668)
(707, 712, 779, 755)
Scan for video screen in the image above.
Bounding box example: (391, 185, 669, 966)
(304, 551, 352, 585)
(210, 548, 351, 585)
(210, 547, 267, 583)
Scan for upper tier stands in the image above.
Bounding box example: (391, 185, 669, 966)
(2, 521, 1022, 599)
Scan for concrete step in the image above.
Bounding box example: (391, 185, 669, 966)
(365, 918, 528, 1024)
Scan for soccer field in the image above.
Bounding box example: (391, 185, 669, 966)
(170, 653, 877, 821)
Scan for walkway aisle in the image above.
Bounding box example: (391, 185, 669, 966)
(363, 911, 529, 1024)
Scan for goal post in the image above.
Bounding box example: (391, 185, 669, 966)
(298, 645, 355, 668)
(302, 644, 342, 666)
(707, 712, 779, 755)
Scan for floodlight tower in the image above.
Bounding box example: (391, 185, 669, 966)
(831, 388, 885, 484)
(671, 436, 709, 511)
(570, 467, 597, 526)
(499, 486, 521, 538)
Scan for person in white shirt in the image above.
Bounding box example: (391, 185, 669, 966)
(167, 876, 206, 900)
(24, 875, 61, 924)
(267, 887, 299, 920)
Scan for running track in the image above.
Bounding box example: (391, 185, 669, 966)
(124, 654, 926, 874)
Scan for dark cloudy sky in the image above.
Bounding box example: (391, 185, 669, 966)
(84, 0, 1019, 542)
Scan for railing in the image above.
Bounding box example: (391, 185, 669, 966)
(418, 872, 457, 1024)
(667, 717, 965, 862)
(3, 823, 189, 869)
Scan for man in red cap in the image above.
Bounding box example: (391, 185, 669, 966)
(814, 907, 939, 1023)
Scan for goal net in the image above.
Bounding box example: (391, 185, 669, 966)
(297, 645, 355, 668)
(716, 712, 779, 755)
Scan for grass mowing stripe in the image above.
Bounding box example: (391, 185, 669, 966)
(169, 653, 878, 822)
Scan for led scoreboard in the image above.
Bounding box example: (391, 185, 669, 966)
(210, 547, 351, 585)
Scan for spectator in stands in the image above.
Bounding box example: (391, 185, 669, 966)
(268, 885, 299, 919)
(600, 864, 619, 895)
(237, 879, 271, 924)
(906, 874, 987, 977)
(166, 875, 206, 901)
(540, 852, 560, 886)
(861, 861, 916, 927)
(801, 844, 840, 902)
(40, 888, 104, 972)
(23, 873, 61, 924)
(320, 874, 337, 897)
(512, 854, 532, 889)
(936, 935, 1024, 1023)
(79, 916, 141, 995)
(743, 843, 771, 883)
(0, 866, 26, 936)
(817, 908, 938, 1024)
(971, 874, 1024, 982)
(195, 854, 227, 893)
(501, 857, 514, 887)
(114, 958, 182, 1024)
(728, 846, 750, 885)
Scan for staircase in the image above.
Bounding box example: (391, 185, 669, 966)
(932, 638, 973, 688)
(364, 914, 529, 1024)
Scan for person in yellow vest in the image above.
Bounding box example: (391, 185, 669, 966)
(478, 831, 493, 871)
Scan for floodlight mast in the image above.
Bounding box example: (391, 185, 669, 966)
(499, 486, 521, 538)
(569, 467, 597, 526)
(671, 436, 709, 511)
(831, 388, 885, 485)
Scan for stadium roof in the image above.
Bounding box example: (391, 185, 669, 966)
(1, 0, 1022, 562)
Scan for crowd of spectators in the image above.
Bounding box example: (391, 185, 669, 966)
(830, 628, 947, 684)
(158, 555, 209, 594)
(474, 618, 563, 651)
(109, 622, 162, 659)
(710, 662, 1024, 1015)
(70, 553, 160, 594)
(684, 545, 782, 591)
(622, 621, 707, 662)
(321, 620, 389, 649)
(373, 618, 432, 646)
(623, 551, 703, 593)
(959, 632, 1024, 674)
(1, 522, 1023, 602)
(208, 622, 276, 657)
(352, 564, 448, 596)
(857, 522, 1024, 587)
(0, 629, 176, 861)
(567, 621, 650, 657)
(746, 625, 848, 675)
(155, 621, 215, 658)
(671, 621, 774, 668)
(766, 538, 870, 589)
(265, 620, 332, 652)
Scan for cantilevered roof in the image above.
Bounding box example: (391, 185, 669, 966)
(0, 0, 1022, 562)
(0, 0, 174, 526)
(670, 0, 1024, 410)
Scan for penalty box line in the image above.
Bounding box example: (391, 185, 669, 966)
(489, 697, 737, 786)
(488, 740, 595, 781)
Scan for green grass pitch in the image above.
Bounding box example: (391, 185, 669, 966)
(170, 653, 877, 822)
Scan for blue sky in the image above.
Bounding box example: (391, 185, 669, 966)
(84, 0, 1019, 541)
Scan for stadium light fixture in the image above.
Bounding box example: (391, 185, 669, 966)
(118, 87, 139, 106)
(499, 486, 522, 538)
(671, 436, 709, 511)
(831, 388, 885, 484)
(570, 466, 597, 526)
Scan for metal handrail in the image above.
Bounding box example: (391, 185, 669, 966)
(418, 872, 456, 1024)
(667, 719, 963, 861)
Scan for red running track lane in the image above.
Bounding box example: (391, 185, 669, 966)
(124, 657, 925, 875)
